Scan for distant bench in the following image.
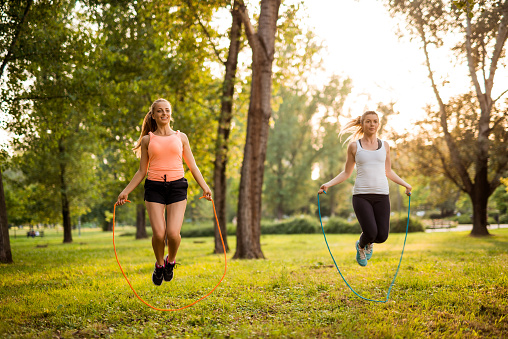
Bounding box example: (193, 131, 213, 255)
(427, 219, 457, 229)
(26, 231, 44, 238)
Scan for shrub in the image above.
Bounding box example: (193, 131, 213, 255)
(261, 216, 319, 234)
(390, 214, 425, 233)
(181, 224, 236, 238)
(499, 214, 508, 224)
(323, 217, 361, 234)
(455, 214, 472, 224)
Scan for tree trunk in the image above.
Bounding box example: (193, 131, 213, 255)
(213, 0, 242, 254)
(0, 0, 33, 264)
(58, 142, 72, 243)
(276, 165, 283, 220)
(61, 186, 72, 243)
(234, 0, 281, 259)
(469, 172, 491, 236)
(136, 203, 147, 239)
(0, 169, 13, 263)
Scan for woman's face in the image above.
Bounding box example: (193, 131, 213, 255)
(362, 113, 379, 135)
(152, 101, 172, 125)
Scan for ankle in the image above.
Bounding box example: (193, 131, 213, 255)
(164, 255, 176, 265)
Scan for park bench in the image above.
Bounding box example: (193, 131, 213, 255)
(427, 219, 457, 229)
(26, 230, 44, 238)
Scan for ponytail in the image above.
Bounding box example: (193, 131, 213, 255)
(133, 98, 171, 157)
(338, 111, 378, 144)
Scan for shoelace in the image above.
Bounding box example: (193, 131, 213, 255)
(358, 247, 366, 260)
(165, 262, 179, 270)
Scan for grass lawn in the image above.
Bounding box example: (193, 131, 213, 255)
(1, 226, 507, 338)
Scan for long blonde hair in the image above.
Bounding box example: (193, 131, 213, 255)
(338, 111, 379, 144)
(133, 98, 172, 157)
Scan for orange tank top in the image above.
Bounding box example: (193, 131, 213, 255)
(147, 131, 185, 182)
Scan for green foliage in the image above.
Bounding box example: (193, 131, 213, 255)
(453, 214, 472, 224)
(1, 1, 106, 239)
(263, 3, 353, 219)
(261, 216, 319, 234)
(385, 0, 508, 234)
(452, 0, 477, 16)
(1, 1, 228, 238)
(389, 214, 425, 233)
(491, 184, 508, 215)
(180, 223, 236, 238)
(264, 74, 352, 218)
(500, 214, 508, 223)
(323, 217, 361, 234)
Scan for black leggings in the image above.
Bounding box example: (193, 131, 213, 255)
(352, 194, 390, 248)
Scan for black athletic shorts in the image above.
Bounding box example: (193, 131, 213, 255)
(144, 177, 188, 205)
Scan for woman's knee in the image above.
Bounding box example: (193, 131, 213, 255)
(152, 230, 166, 242)
(361, 229, 378, 244)
(166, 230, 181, 242)
(375, 230, 389, 243)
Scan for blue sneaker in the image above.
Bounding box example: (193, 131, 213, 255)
(355, 240, 367, 267)
(365, 243, 373, 260)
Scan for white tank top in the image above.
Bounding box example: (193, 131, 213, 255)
(353, 139, 389, 195)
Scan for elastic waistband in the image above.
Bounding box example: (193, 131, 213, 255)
(145, 176, 186, 184)
(147, 168, 185, 182)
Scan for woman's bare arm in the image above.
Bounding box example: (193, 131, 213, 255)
(319, 141, 357, 194)
(116, 135, 150, 205)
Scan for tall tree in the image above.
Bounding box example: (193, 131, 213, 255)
(234, 0, 281, 259)
(386, 0, 508, 236)
(265, 77, 352, 219)
(4, 1, 102, 243)
(0, 0, 33, 263)
(93, 0, 223, 236)
(211, 0, 243, 254)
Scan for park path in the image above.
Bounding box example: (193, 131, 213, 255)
(425, 224, 508, 233)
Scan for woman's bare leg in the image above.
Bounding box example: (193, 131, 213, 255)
(145, 201, 167, 266)
(165, 199, 187, 262)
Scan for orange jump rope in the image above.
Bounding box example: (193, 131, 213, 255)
(112, 197, 227, 311)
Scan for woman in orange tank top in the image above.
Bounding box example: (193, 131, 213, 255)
(116, 98, 212, 286)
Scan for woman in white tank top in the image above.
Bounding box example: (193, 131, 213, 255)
(318, 111, 412, 267)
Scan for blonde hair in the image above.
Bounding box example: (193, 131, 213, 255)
(338, 111, 379, 144)
(133, 98, 172, 157)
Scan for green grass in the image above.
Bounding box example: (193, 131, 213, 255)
(1, 227, 507, 338)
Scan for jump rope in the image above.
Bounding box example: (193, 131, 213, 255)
(112, 196, 227, 311)
(113, 192, 409, 308)
(317, 191, 411, 303)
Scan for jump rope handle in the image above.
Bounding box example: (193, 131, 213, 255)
(115, 200, 131, 206)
